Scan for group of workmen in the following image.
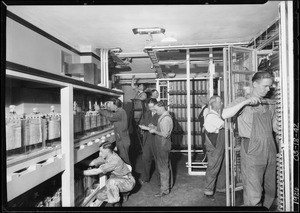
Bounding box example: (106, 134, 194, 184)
(82, 71, 278, 209)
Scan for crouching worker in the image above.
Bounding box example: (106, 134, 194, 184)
(83, 141, 135, 207)
(203, 95, 226, 197)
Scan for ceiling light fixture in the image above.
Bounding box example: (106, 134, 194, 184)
(132, 27, 165, 35)
(132, 27, 165, 42)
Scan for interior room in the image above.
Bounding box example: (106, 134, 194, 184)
(3, 1, 297, 211)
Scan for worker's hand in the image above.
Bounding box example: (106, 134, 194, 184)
(148, 123, 157, 130)
(83, 170, 91, 176)
(245, 96, 261, 105)
(149, 128, 156, 134)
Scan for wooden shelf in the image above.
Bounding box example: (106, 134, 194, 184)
(6, 61, 123, 96)
(5, 62, 123, 206)
(7, 154, 65, 201)
(6, 129, 115, 202)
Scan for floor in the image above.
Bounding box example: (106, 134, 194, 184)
(111, 152, 241, 207)
(104, 152, 278, 211)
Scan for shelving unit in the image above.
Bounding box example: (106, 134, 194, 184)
(5, 62, 123, 206)
(156, 76, 220, 175)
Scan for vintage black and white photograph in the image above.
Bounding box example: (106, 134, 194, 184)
(1, 0, 298, 211)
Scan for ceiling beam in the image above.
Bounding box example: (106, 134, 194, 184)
(145, 42, 248, 51)
(117, 52, 149, 59)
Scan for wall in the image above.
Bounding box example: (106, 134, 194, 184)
(6, 17, 81, 75)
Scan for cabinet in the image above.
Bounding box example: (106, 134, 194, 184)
(5, 62, 123, 206)
(223, 46, 257, 206)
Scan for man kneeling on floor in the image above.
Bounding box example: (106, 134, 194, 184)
(83, 141, 135, 207)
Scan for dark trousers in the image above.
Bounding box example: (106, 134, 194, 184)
(152, 137, 173, 194)
(141, 134, 154, 182)
(204, 129, 225, 193)
(116, 140, 130, 165)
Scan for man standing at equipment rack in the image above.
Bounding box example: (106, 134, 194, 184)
(203, 95, 226, 196)
(222, 71, 278, 209)
(96, 98, 131, 165)
(148, 101, 173, 197)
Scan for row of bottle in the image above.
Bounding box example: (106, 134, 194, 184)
(169, 107, 203, 121)
(169, 80, 208, 93)
(171, 134, 204, 149)
(5, 102, 112, 152)
(73, 101, 111, 134)
(169, 94, 208, 107)
(5, 105, 61, 151)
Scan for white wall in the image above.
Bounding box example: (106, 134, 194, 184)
(6, 17, 81, 74)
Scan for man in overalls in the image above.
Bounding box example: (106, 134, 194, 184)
(83, 141, 135, 207)
(149, 101, 173, 197)
(203, 95, 226, 196)
(96, 98, 131, 165)
(222, 71, 278, 209)
(139, 98, 159, 184)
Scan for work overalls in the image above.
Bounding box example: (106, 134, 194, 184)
(240, 104, 277, 208)
(152, 113, 173, 194)
(204, 128, 226, 195)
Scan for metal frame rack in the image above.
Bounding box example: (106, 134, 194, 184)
(223, 2, 295, 210)
(148, 45, 232, 176)
(223, 46, 257, 206)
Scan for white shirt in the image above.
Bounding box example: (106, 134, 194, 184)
(204, 109, 224, 134)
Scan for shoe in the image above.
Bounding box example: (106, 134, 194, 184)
(215, 188, 226, 193)
(154, 192, 169, 197)
(204, 190, 214, 196)
(139, 179, 149, 185)
(112, 202, 122, 207)
(122, 192, 130, 203)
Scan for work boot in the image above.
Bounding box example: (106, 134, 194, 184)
(122, 192, 130, 203)
(112, 202, 122, 207)
(215, 188, 226, 193)
(204, 190, 214, 196)
(154, 191, 169, 197)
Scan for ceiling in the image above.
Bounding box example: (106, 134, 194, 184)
(7, 2, 280, 78)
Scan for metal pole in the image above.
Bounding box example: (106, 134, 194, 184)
(186, 49, 192, 175)
(287, 2, 294, 210)
(280, 1, 292, 210)
(223, 47, 231, 206)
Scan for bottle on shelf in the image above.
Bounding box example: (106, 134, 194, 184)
(23, 108, 47, 152)
(6, 105, 22, 152)
(74, 101, 83, 135)
(46, 106, 61, 147)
